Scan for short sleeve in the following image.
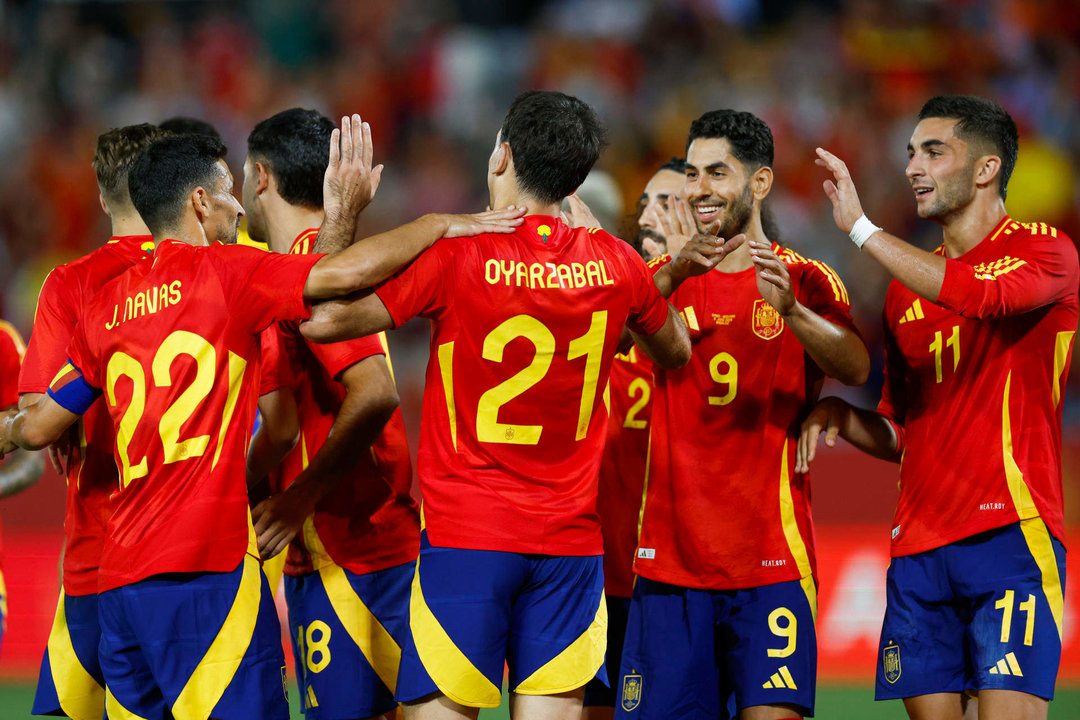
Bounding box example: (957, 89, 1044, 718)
(304, 332, 385, 382)
(795, 259, 859, 333)
(624, 247, 670, 336)
(258, 325, 294, 396)
(875, 310, 908, 454)
(19, 268, 77, 393)
(48, 320, 103, 415)
(0, 323, 25, 408)
(374, 242, 454, 328)
(207, 245, 324, 335)
(64, 319, 101, 390)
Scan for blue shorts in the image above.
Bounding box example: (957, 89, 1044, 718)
(284, 560, 413, 719)
(876, 520, 1066, 701)
(32, 591, 106, 719)
(618, 575, 817, 719)
(99, 554, 289, 720)
(584, 594, 632, 707)
(396, 531, 607, 708)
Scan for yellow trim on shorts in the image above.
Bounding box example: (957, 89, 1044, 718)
(409, 560, 501, 707)
(1001, 372, 1064, 638)
(317, 561, 403, 693)
(262, 550, 286, 594)
(105, 688, 149, 720)
(172, 554, 261, 719)
(778, 442, 817, 618)
(513, 591, 608, 695)
(45, 590, 105, 720)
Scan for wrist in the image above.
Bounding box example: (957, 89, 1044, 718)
(848, 214, 881, 249)
(778, 298, 804, 321)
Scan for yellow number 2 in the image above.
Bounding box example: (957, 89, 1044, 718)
(623, 377, 651, 429)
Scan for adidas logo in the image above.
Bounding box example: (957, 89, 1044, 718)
(762, 665, 798, 689)
(988, 652, 1023, 677)
(898, 299, 925, 324)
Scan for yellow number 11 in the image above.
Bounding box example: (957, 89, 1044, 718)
(929, 325, 960, 383)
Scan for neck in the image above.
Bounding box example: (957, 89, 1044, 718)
(155, 214, 210, 248)
(939, 193, 1007, 258)
(715, 212, 765, 273)
(491, 189, 561, 219)
(107, 205, 151, 239)
(262, 197, 326, 254)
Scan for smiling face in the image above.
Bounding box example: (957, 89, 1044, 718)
(684, 137, 754, 239)
(637, 169, 686, 259)
(906, 117, 979, 221)
(203, 160, 244, 246)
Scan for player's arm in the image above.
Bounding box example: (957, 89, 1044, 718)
(0, 397, 81, 456)
(247, 388, 299, 498)
(795, 397, 900, 473)
(630, 303, 692, 369)
(749, 239, 870, 386)
(252, 355, 398, 558)
(816, 148, 1076, 318)
(0, 447, 44, 498)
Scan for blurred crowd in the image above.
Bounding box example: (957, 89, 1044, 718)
(0, 0, 1078, 415)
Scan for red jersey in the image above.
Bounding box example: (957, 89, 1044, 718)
(597, 346, 653, 598)
(375, 215, 670, 556)
(59, 241, 322, 591)
(636, 247, 858, 590)
(880, 217, 1078, 556)
(260, 229, 419, 577)
(0, 320, 24, 409)
(18, 236, 153, 595)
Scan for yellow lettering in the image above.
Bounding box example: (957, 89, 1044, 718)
(106, 304, 119, 330)
(515, 262, 528, 288)
(500, 260, 516, 286)
(169, 280, 182, 305)
(599, 260, 614, 286)
(586, 261, 602, 287)
(557, 264, 573, 289)
(124, 296, 133, 323)
(160, 283, 170, 309)
(133, 291, 146, 320)
(571, 263, 587, 288)
(485, 259, 500, 285)
(145, 287, 158, 315)
(546, 263, 559, 288)
(529, 263, 544, 289)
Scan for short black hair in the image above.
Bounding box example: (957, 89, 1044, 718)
(247, 108, 335, 209)
(686, 110, 773, 170)
(499, 90, 606, 205)
(159, 116, 224, 144)
(658, 156, 686, 174)
(129, 134, 228, 235)
(918, 95, 1018, 199)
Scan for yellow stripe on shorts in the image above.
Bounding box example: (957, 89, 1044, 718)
(106, 687, 150, 720)
(409, 561, 501, 707)
(514, 592, 608, 695)
(172, 554, 261, 719)
(46, 590, 105, 720)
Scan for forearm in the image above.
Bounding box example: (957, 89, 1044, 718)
(303, 292, 394, 344)
(246, 423, 296, 492)
(6, 409, 63, 451)
(651, 265, 687, 299)
(308, 214, 449, 300)
(0, 448, 44, 498)
(862, 231, 947, 302)
(784, 304, 869, 386)
(836, 400, 901, 461)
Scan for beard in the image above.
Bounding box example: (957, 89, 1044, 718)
(698, 183, 753, 239)
(918, 161, 977, 221)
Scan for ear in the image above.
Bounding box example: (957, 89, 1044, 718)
(191, 186, 212, 223)
(98, 192, 110, 217)
(489, 142, 511, 176)
(254, 161, 271, 196)
(751, 165, 774, 202)
(974, 154, 1002, 191)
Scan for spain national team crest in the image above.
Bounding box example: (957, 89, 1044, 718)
(883, 643, 902, 684)
(621, 673, 642, 711)
(752, 298, 784, 340)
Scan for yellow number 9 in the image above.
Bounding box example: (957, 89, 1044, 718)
(767, 607, 797, 658)
(708, 351, 738, 406)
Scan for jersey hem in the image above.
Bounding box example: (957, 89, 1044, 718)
(425, 529, 603, 557)
(889, 514, 1059, 557)
(633, 563, 806, 590)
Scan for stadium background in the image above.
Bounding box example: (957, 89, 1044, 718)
(0, 0, 1078, 717)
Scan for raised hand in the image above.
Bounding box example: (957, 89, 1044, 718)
(670, 232, 746, 280)
(795, 397, 848, 473)
(658, 195, 697, 258)
(442, 206, 527, 238)
(322, 114, 384, 226)
(561, 193, 602, 229)
(749, 239, 796, 315)
(815, 147, 865, 234)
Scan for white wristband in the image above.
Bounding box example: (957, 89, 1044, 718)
(849, 214, 881, 249)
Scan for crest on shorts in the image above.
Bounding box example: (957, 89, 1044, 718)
(752, 298, 784, 340)
(883, 642, 901, 684)
(621, 673, 642, 711)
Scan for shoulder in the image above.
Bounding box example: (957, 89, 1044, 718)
(1005, 219, 1077, 257)
(777, 245, 850, 298)
(0, 319, 25, 359)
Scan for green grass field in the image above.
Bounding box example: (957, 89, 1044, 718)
(1, 683, 1078, 719)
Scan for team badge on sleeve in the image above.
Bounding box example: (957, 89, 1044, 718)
(621, 673, 642, 711)
(883, 642, 902, 684)
(751, 299, 784, 340)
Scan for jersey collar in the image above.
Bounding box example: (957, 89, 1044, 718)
(290, 228, 320, 255)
